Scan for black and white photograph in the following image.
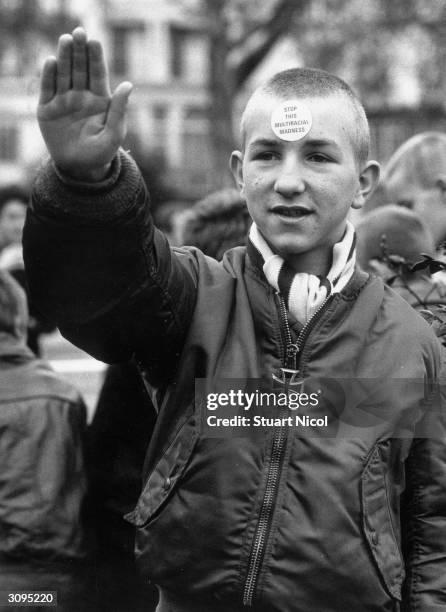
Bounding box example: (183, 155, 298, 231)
(1, 1, 446, 610)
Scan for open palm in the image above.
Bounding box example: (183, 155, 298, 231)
(37, 28, 132, 181)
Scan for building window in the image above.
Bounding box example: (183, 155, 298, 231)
(170, 27, 208, 83)
(0, 125, 18, 161)
(171, 28, 186, 79)
(153, 104, 167, 122)
(111, 27, 127, 75)
(151, 104, 168, 163)
(110, 22, 146, 78)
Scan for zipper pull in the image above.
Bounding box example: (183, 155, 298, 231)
(286, 343, 299, 369)
(286, 343, 299, 360)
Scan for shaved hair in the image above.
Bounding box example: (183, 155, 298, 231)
(383, 131, 446, 189)
(240, 67, 370, 166)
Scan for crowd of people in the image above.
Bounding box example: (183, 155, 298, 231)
(1, 25, 446, 612)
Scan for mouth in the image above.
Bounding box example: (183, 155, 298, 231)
(271, 205, 313, 219)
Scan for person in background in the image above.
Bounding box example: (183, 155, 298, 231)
(180, 188, 251, 260)
(356, 205, 446, 349)
(0, 183, 54, 355)
(0, 184, 28, 256)
(0, 184, 28, 280)
(381, 131, 446, 248)
(356, 204, 445, 307)
(0, 270, 90, 611)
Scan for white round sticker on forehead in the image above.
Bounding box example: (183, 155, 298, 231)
(270, 99, 312, 141)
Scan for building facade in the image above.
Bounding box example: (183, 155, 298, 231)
(0, 0, 213, 197)
(1, 0, 444, 197)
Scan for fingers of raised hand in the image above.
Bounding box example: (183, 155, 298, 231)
(88, 39, 110, 97)
(107, 81, 133, 132)
(72, 27, 88, 90)
(56, 33, 72, 93)
(54, 27, 109, 96)
(38, 56, 57, 105)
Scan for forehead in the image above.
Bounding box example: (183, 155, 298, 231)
(243, 92, 358, 153)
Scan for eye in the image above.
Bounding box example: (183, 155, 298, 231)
(252, 150, 280, 162)
(307, 153, 331, 163)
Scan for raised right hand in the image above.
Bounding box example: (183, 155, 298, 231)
(37, 27, 133, 182)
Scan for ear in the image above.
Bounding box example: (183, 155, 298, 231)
(230, 150, 245, 195)
(352, 161, 381, 210)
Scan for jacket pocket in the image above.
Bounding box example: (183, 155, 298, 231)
(361, 443, 405, 601)
(125, 415, 198, 527)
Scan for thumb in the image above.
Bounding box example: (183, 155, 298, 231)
(107, 81, 133, 132)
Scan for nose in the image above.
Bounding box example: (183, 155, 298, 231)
(273, 153, 305, 198)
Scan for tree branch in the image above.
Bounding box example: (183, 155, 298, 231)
(233, 0, 308, 88)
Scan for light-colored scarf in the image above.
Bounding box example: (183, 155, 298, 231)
(249, 220, 356, 324)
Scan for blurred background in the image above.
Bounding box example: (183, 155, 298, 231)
(1, 0, 446, 414)
(3, 0, 446, 201)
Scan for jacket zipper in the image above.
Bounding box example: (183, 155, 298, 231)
(288, 293, 334, 362)
(242, 291, 333, 607)
(276, 290, 299, 370)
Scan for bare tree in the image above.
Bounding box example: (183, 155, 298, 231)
(295, 0, 446, 109)
(189, 0, 310, 187)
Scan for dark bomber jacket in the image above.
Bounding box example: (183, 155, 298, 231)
(23, 152, 446, 611)
(0, 337, 86, 562)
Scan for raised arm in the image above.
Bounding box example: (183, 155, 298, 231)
(24, 29, 197, 385)
(37, 27, 132, 181)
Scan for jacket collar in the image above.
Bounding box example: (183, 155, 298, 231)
(246, 238, 369, 298)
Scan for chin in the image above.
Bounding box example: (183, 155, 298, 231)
(270, 239, 309, 257)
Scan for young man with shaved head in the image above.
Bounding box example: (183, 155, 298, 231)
(382, 131, 446, 248)
(24, 28, 446, 612)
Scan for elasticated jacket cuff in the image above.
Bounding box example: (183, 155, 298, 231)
(31, 149, 143, 222)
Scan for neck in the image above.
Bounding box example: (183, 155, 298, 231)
(249, 221, 355, 279)
(283, 248, 333, 276)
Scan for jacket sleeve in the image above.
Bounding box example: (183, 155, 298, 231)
(402, 367, 446, 611)
(23, 150, 198, 387)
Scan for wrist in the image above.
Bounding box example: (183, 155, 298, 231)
(57, 162, 112, 183)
